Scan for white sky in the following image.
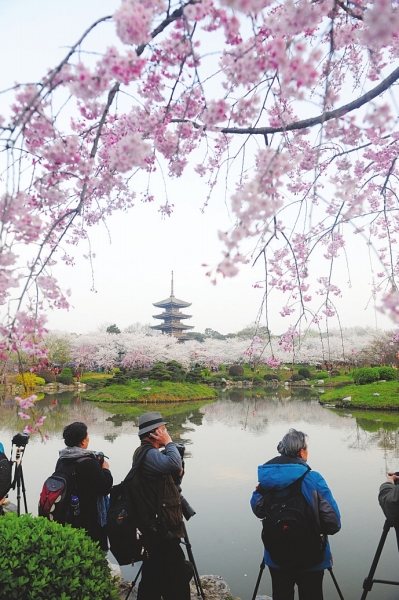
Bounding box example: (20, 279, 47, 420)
(0, 0, 395, 335)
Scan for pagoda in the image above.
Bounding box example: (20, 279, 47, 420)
(151, 272, 194, 341)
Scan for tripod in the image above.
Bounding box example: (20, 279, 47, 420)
(10, 444, 28, 516)
(251, 558, 345, 600)
(360, 519, 399, 600)
(182, 523, 205, 599)
(126, 526, 205, 599)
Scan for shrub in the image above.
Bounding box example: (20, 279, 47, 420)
(377, 366, 398, 381)
(16, 372, 38, 389)
(56, 367, 75, 385)
(165, 360, 186, 382)
(104, 371, 130, 386)
(186, 367, 203, 383)
(298, 367, 311, 379)
(128, 368, 151, 380)
(229, 364, 244, 376)
(291, 374, 304, 382)
(60, 367, 73, 377)
(312, 372, 329, 379)
(35, 376, 46, 386)
(0, 514, 118, 600)
(264, 373, 280, 381)
(353, 367, 380, 385)
(148, 363, 172, 381)
(36, 369, 56, 383)
(82, 377, 108, 389)
(330, 369, 341, 377)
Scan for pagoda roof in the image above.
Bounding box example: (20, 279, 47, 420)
(152, 311, 192, 320)
(153, 295, 191, 308)
(151, 322, 194, 331)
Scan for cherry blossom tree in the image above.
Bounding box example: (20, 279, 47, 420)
(68, 327, 378, 370)
(2, 0, 399, 367)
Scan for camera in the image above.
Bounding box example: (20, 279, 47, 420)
(12, 433, 30, 447)
(93, 451, 108, 466)
(180, 494, 196, 520)
(175, 443, 185, 458)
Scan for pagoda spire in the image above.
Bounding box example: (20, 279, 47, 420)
(171, 270, 174, 297)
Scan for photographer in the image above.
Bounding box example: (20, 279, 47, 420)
(57, 422, 112, 550)
(126, 411, 190, 600)
(379, 471, 399, 547)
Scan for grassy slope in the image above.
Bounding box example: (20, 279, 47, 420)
(318, 380, 399, 409)
(81, 379, 218, 403)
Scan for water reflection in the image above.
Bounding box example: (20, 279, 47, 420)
(1, 392, 399, 599)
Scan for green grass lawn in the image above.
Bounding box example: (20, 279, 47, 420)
(81, 379, 218, 403)
(318, 380, 399, 409)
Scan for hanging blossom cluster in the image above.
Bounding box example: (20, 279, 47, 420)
(16, 395, 48, 441)
(2, 0, 399, 372)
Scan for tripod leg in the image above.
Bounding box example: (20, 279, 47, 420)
(125, 563, 143, 600)
(182, 524, 205, 599)
(360, 520, 391, 600)
(19, 466, 28, 514)
(327, 568, 345, 600)
(251, 559, 265, 600)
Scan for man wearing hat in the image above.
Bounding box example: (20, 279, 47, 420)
(128, 411, 190, 600)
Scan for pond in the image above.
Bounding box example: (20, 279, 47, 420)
(1, 389, 399, 600)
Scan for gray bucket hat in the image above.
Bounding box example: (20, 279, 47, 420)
(138, 411, 168, 436)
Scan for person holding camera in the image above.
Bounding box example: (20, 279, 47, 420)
(57, 421, 112, 550)
(126, 411, 190, 600)
(379, 471, 399, 547)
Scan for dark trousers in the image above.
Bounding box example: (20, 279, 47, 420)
(269, 567, 324, 600)
(137, 538, 190, 600)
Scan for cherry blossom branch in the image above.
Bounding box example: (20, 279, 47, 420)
(220, 65, 399, 135)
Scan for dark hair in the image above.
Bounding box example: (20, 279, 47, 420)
(63, 422, 87, 447)
(277, 429, 308, 457)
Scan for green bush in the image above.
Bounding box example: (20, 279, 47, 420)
(186, 367, 203, 383)
(229, 364, 244, 376)
(377, 366, 398, 381)
(0, 514, 118, 600)
(35, 376, 46, 386)
(291, 374, 304, 382)
(264, 373, 280, 381)
(81, 377, 108, 389)
(353, 367, 381, 385)
(104, 371, 130, 386)
(56, 375, 74, 385)
(148, 363, 172, 381)
(127, 368, 151, 380)
(298, 367, 311, 379)
(60, 367, 73, 376)
(312, 372, 328, 379)
(165, 360, 186, 382)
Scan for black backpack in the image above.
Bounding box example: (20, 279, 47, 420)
(0, 451, 12, 499)
(107, 446, 152, 566)
(257, 468, 326, 570)
(38, 457, 89, 525)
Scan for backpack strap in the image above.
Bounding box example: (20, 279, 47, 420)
(124, 445, 153, 483)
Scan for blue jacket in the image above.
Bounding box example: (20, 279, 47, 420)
(250, 456, 341, 571)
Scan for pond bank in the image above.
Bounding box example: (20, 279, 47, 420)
(117, 574, 271, 600)
(318, 379, 399, 410)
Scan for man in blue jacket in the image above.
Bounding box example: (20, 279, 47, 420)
(250, 429, 341, 600)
